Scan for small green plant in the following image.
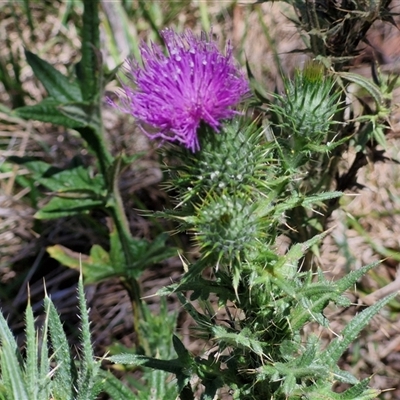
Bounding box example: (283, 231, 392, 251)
(0, 274, 135, 400)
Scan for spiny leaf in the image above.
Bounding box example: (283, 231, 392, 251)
(212, 326, 264, 357)
(338, 72, 384, 107)
(335, 262, 379, 293)
(44, 296, 74, 399)
(322, 292, 397, 365)
(24, 299, 38, 399)
(75, 273, 102, 399)
(0, 312, 29, 400)
(99, 370, 137, 400)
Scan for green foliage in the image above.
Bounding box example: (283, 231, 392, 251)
(109, 110, 393, 398)
(47, 232, 176, 283)
(107, 301, 181, 400)
(0, 275, 134, 400)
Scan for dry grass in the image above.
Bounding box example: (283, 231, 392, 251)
(1, 0, 400, 398)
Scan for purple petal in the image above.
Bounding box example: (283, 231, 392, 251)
(109, 28, 250, 152)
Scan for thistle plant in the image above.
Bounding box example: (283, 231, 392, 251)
(2, 1, 398, 399)
(0, 274, 136, 400)
(107, 27, 397, 399)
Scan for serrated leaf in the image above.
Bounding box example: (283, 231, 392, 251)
(25, 49, 82, 103)
(274, 192, 342, 215)
(335, 262, 379, 293)
(212, 326, 264, 357)
(290, 292, 333, 331)
(0, 312, 29, 400)
(372, 124, 387, 149)
(99, 370, 137, 400)
(176, 292, 213, 331)
(332, 366, 359, 384)
(24, 300, 38, 399)
(39, 308, 51, 399)
(339, 72, 383, 107)
(44, 296, 74, 399)
(340, 378, 380, 400)
(35, 196, 104, 219)
(273, 231, 329, 279)
(76, 273, 100, 399)
(123, 233, 177, 279)
(77, 278, 92, 358)
(323, 292, 397, 365)
(13, 97, 86, 128)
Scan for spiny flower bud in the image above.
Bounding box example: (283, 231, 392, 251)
(194, 194, 260, 266)
(168, 117, 276, 208)
(272, 62, 341, 144)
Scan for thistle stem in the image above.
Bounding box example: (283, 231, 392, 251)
(107, 159, 150, 354)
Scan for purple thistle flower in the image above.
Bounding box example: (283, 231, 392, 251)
(110, 28, 250, 152)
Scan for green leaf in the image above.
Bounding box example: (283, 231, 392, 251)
(47, 244, 117, 283)
(338, 72, 384, 107)
(273, 191, 342, 216)
(35, 196, 104, 219)
(77, 273, 95, 368)
(45, 296, 75, 399)
(290, 292, 334, 331)
(322, 292, 397, 365)
(99, 370, 137, 400)
(107, 354, 185, 375)
(340, 378, 380, 400)
(272, 231, 329, 279)
(372, 124, 387, 149)
(331, 366, 359, 384)
(335, 262, 379, 293)
(59, 102, 101, 128)
(25, 49, 82, 102)
(39, 310, 51, 398)
(172, 335, 191, 365)
(9, 156, 106, 195)
(121, 232, 177, 279)
(0, 312, 29, 400)
(176, 292, 213, 331)
(24, 299, 38, 399)
(75, 274, 102, 400)
(13, 97, 86, 128)
(212, 326, 264, 357)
